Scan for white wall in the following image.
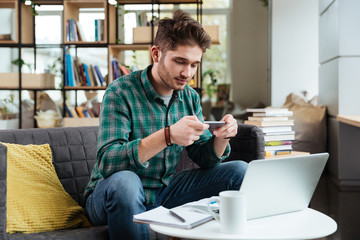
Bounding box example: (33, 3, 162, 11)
(229, 0, 268, 108)
(271, 0, 319, 107)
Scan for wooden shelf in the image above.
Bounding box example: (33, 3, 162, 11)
(0, 73, 56, 89)
(1, 0, 204, 129)
(64, 86, 107, 90)
(63, 0, 109, 44)
(108, 44, 152, 83)
(62, 117, 99, 127)
(33, 0, 64, 5)
(337, 115, 360, 128)
(117, 0, 202, 4)
(0, 0, 34, 44)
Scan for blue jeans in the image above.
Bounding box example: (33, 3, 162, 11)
(85, 161, 248, 240)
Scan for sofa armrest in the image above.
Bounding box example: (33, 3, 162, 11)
(0, 144, 7, 239)
(225, 124, 265, 162)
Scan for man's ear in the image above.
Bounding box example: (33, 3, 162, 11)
(151, 46, 161, 63)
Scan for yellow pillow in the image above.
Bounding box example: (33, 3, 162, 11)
(3, 142, 91, 234)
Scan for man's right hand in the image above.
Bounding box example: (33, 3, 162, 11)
(170, 116, 209, 146)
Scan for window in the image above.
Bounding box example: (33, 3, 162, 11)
(121, 1, 230, 101)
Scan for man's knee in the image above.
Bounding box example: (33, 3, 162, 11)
(106, 170, 145, 206)
(221, 161, 248, 182)
(226, 160, 248, 175)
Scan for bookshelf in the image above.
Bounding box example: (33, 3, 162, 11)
(0, 0, 205, 128)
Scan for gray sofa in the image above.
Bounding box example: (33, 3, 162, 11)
(0, 124, 264, 240)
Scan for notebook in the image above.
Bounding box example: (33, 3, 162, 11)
(239, 153, 329, 219)
(133, 205, 213, 229)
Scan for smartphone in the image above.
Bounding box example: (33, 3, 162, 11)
(204, 121, 227, 131)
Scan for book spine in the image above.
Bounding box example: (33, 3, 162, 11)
(91, 64, 101, 86)
(265, 150, 292, 157)
(64, 105, 73, 117)
(76, 106, 85, 118)
(66, 54, 75, 87)
(95, 19, 98, 41)
(83, 64, 91, 86)
(94, 65, 106, 86)
(265, 141, 292, 146)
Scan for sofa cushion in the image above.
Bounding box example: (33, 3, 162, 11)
(0, 144, 7, 240)
(7, 226, 109, 240)
(3, 142, 91, 234)
(225, 124, 265, 162)
(0, 127, 98, 207)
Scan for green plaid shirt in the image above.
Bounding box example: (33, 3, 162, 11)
(84, 65, 230, 204)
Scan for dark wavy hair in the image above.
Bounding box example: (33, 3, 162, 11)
(154, 9, 211, 53)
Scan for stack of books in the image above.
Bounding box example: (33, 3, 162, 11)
(109, 56, 132, 82)
(65, 53, 106, 87)
(245, 108, 295, 157)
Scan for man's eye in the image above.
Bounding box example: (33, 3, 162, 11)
(175, 60, 185, 64)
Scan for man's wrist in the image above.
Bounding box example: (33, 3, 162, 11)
(164, 126, 173, 146)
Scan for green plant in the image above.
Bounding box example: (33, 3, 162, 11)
(12, 58, 32, 72)
(46, 57, 62, 75)
(203, 69, 220, 100)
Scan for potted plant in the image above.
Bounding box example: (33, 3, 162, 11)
(202, 69, 220, 104)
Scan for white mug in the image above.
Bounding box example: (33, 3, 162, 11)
(207, 190, 247, 234)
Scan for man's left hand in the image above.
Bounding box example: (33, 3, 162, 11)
(213, 114, 238, 139)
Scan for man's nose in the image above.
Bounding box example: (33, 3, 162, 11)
(181, 65, 192, 78)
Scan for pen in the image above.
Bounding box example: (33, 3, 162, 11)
(169, 210, 186, 222)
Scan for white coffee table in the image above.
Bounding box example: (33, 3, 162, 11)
(150, 208, 337, 240)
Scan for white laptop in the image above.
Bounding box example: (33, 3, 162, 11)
(239, 153, 329, 219)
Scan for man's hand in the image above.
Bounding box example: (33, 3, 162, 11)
(170, 116, 209, 146)
(213, 114, 238, 139)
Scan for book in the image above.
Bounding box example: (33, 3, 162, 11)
(64, 105, 73, 117)
(90, 65, 101, 86)
(264, 134, 295, 142)
(0, 34, 11, 40)
(75, 106, 85, 118)
(65, 54, 75, 87)
(119, 64, 130, 75)
(94, 65, 107, 86)
(253, 111, 293, 117)
(75, 20, 86, 41)
(248, 116, 289, 121)
(82, 109, 91, 118)
(247, 107, 289, 112)
(259, 126, 293, 133)
(69, 107, 79, 118)
(87, 65, 96, 86)
(265, 149, 292, 157)
(244, 120, 294, 127)
(79, 63, 88, 86)
(265, 141, 292, 146)
(264, 144, 292, 152)
(83, 64, 91, 86)
(263, 131, 295, 135)
(133, 206, 213, 229)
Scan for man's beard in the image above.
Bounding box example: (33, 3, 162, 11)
(157, 59, 189, 91)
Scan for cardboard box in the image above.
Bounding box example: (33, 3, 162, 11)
(132, 25, 219, 44)
(62, 117, 99, 127)
(0, 73, 56, 89)
(133, 26, 158, 44)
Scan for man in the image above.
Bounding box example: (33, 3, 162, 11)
(84, 9, 248, 240)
